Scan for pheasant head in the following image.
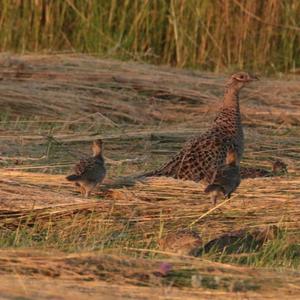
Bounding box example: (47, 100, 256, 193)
(92, 139, 103, 157)
(226, 71, 259, 91)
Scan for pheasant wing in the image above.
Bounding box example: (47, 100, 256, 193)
(153, 133, 231, 182)
(74, 157, 95, 176)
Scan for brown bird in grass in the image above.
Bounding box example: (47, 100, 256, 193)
(143, 72, 258, 187)
(272, 160, 288, 174)
(240, 159, 287, 179)
(158, 229, 202, 256)
(66, 139, 106, 198)
(204, 149, 240, 205)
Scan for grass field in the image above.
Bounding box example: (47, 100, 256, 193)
(0, 54, 300, 299)
(0, 1, 299, 72)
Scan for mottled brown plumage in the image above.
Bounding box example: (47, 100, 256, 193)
(272, 160, 288, 174)
(144, 72, 258, 184)
(158, 229, 202, 256)
(66, 139, 106, 198)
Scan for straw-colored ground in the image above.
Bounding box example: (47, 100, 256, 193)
(0, 54, 300, 299)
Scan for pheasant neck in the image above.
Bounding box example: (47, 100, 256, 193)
(93, 148, 102, 158)
(222, 86, 240, 110)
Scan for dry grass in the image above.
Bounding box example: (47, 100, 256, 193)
(0, 54, 300, 298)
(1, 249, 300, 300)
(0, 171, 299, 243)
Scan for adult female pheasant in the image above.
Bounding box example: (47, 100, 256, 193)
(144, 72, 258, 183)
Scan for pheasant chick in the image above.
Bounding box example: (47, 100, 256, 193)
(66, 139, 106, 198)
(204, 150, 240, 205)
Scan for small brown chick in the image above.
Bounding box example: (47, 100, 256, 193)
(272, 159, 287, 174)
(204, 164, 240, 205)
(204, 150, 240, 205)
(158, 229, 202, 256)
(66, 139, 106, 198)
(240, 159, 287, 179)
